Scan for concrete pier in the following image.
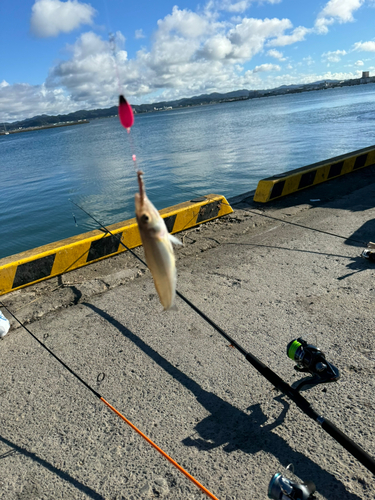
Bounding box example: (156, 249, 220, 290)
(0, 165, 374, 499)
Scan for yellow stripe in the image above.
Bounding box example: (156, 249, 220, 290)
(0, 194, 232, 296)
(254, 145, 375, 203)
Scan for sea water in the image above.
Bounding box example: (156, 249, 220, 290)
(1, 83, 375, 259)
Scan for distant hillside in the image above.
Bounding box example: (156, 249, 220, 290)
(4, 76, 375, 131)
(4, 91, 251, 130)
(6, 106, 118, 130)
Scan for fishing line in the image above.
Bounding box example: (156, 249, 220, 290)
(70, 200, 145, 266)
(233, 205, 369, 247)
(69, 201, 375, 475)
(102, 12, 363, 248)
(108, 33, 123, 97)
(67, 6, 373, 474)
(103, 16, 138, 173)
(0, 300, 220, 500)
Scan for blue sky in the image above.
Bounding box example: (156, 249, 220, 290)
(1, 0, 375, 122)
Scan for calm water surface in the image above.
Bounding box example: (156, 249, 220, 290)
(1, 84, 375, 258)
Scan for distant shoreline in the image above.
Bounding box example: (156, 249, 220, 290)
(1, 120, 89, 136)
(4, 75, 375, 132)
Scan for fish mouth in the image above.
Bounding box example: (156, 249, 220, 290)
(137, 170, 145, 204)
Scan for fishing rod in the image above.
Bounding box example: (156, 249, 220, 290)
(0, 301, 220, 500)
(71, 201, 375, 476)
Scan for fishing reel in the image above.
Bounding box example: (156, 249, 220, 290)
(268, 473, 316, 500)
(287, 338, 340, 392)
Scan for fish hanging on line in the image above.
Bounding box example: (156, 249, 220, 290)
(118, 94, 181, 310)
(135, 170, 182, 311)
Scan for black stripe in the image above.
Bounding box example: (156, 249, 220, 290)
(196, 201, 221, 223)
(269, 180, 285, 199)
(87, 234, 121, 262)
(353, 153, 368, 170)
(163, 214, 177, 233)
(298, 170, 317, 189)
(328, 161, 344, 179)
(13, 254, 56, 289)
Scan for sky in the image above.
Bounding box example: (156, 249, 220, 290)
(1, 0, 375, 122)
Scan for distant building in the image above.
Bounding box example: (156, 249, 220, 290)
(360, 71, 372, 84)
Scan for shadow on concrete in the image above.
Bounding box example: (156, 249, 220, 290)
(337, 256, 374, 280)
(0, 434, 105, 500)
(84, 303, 363, 500)
(344, 219, 375, 247)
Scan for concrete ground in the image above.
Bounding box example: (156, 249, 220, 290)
(0, 166, 375, 500)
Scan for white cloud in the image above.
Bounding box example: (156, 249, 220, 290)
(267, 26, 310, 46)
(315, 0, 365, 34)
(42, 9, 297, 109)
(199, 35, 233, 60)
(197, 17, 294, 61)
(355, 59, 364, 66)
(47, 32, 129, 104)
(353, 41, 375, 51)
(302, 56, 315, 66)
(252, 63, 281, 72)
(218, 0, 281, 12)
(224, 1, 252, 12)
(157, 5, 209, 39)
(240, 68, 364, 90)
(135, 29, 146, 39)
(4, 4, 317, 120)
(224, 17, 293, 59)
(30, 0, 96, 37)
(256, 69, 363, 88)
(0, 83, 75, 122)
(267, 49, 285, 60)
(322, 49, 347, 62)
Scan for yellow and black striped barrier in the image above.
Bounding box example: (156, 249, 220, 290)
(254, 145, 375, 203)
(0, 194, 232, 296)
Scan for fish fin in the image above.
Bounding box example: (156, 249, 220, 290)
(168, 233, 183, 246)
